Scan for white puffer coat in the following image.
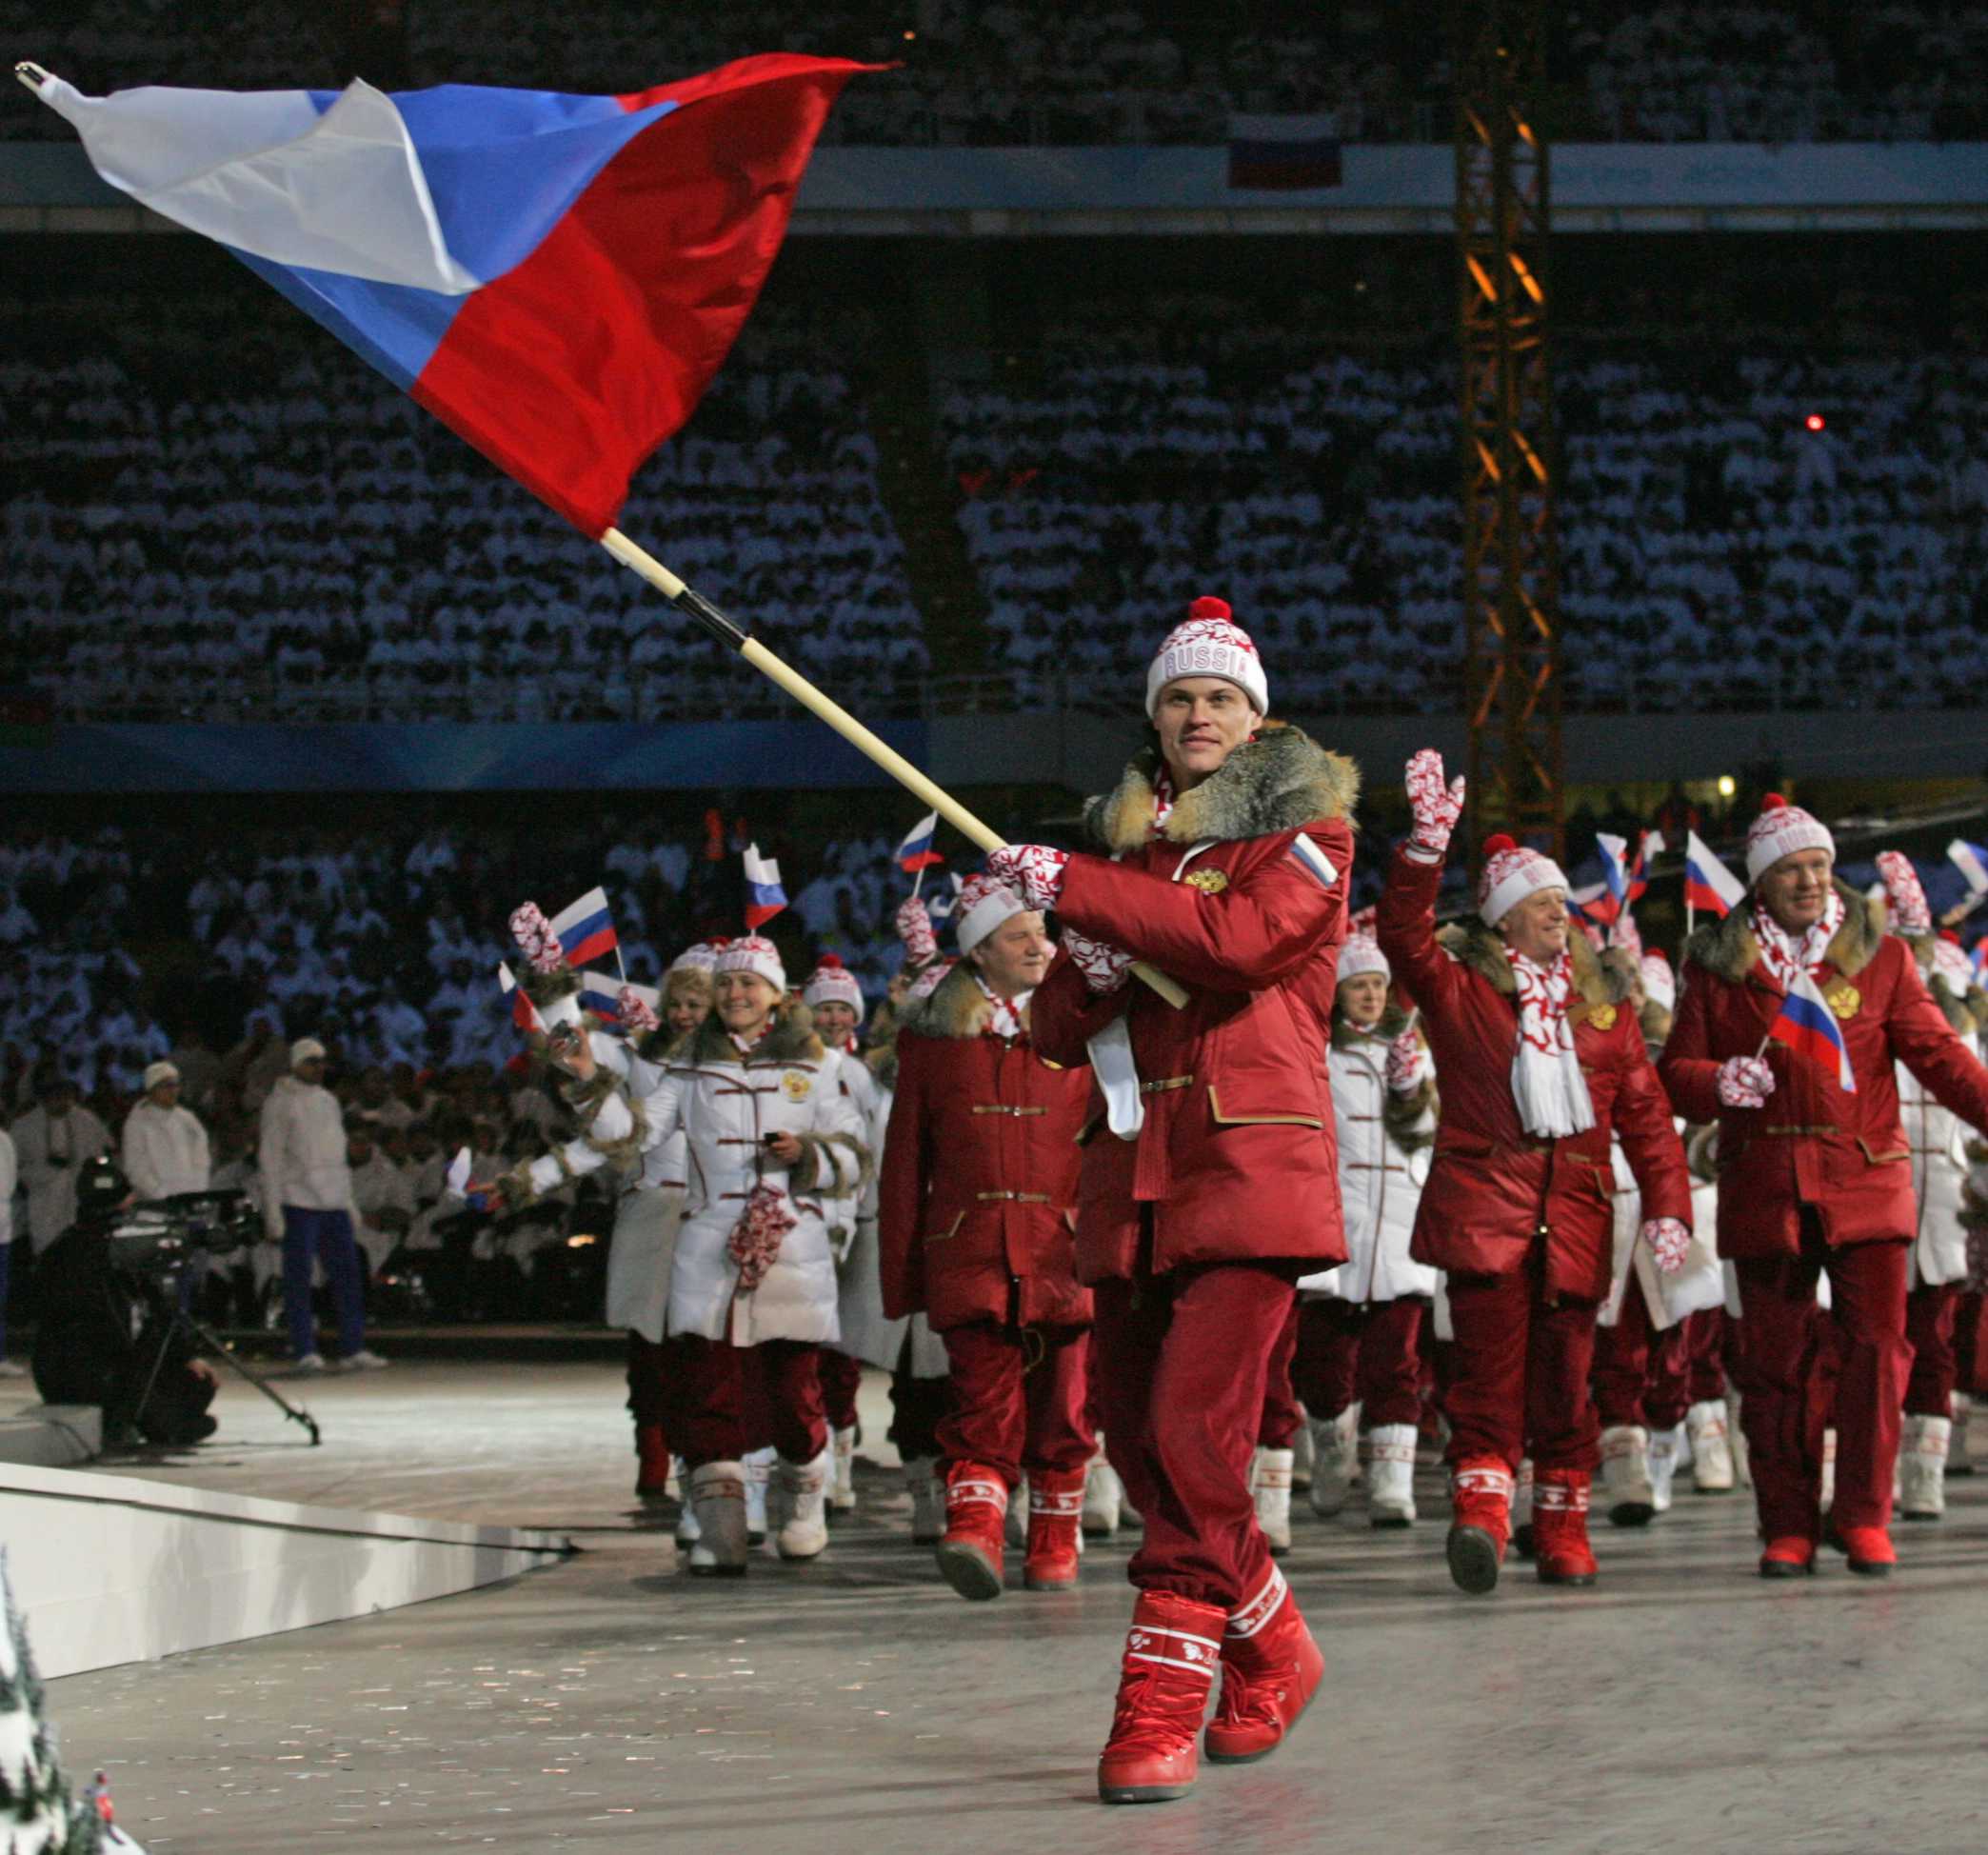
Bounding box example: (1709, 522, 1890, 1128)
(596, 1035, 689, 1345)
(1300, 1013, 1439, 1304)
(1898, 998, 1981, 1288)
(518, 1012, 869, 1347)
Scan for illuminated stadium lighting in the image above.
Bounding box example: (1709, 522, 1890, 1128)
(1718, 775, 1738, 798)
(1804, 413, 1827, 431)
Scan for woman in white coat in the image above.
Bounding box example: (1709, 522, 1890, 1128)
(501, 936, 869, 1574)
(1296, 935, 1438, 1526)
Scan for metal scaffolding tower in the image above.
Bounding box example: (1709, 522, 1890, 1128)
(1455, 0, 1564, 855)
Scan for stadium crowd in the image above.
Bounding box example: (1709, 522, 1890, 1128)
(4, 1, 1985, 145)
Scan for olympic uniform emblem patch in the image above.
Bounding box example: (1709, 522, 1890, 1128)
(781, 1070, 813, 1102)
(1184, 868, 1229, 893)
(1824, 981, 1860, 1022)
(1587, 1004, 1618, 1032)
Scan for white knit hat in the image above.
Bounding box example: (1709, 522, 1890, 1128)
(1143, 596, 1269, 718)
(1876, 850, 1932, 934)
(290, 1036, 328, 1068)
(713, 934, 786, 994)
(143, 1060, 180, 1090)
(1477, 834, 1570, 928)
(668, 939, 724, 974)
(803, 953, 864, 1024)
(957, 872, 1029, 955)
(1745, 794, 1835, 884)
(1639, 952, 1677, 1014)
(1336, 936, 1390, 983)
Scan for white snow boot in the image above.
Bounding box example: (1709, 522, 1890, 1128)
(905, 1456, 944, 1544)
(1511, 1456, 1537, 1559)
(1252, 1446, 1295, 1556)
(1291, 1411, 1315, 1487)
(1082, 1446, 1123, 1537)
(744, 1445, 774, 1545)
(1307, 1408, 1358, 1518)
(771, 1448, 831, 1561)
(829, 1424, 858, 1516)
(1899, 1413, 1951, 1521)
(1006, 1473, 1029, 1546)
(686, 1461, 748, 1576)
(1600, 1424, 1656, 1526)
(1647, 1423, 1682, 1514)
(1727, 1389, 1753, 1488)
(1820, 1426, 1837, 1514)
(1950, 1391, 1974, 1477)
(673, 1457, 701, 1547)
(1366, 1423, 1419, 1527)
(1686, 1399, 1736, 1493)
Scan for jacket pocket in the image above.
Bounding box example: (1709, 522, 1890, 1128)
(1207, 1085, 1322, 1130)
(924, 1209, 966, 1245)
(1856, 1138, 1909, 1167)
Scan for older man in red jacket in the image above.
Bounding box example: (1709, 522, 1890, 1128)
(994, 596, 1356, 1806)
(1660, 796, 1988, 1577)
(877, 873, 1094, 1602)
(1378, 751, 1692, 1595)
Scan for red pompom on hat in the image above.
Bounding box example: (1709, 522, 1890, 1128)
(1744, 791, 1834, 883)
(803, 950, 864, 1022)
(1189, 595, 1232, 621)
(1940, 928, 1963, 946)
(1760, 792, 1787, 810)
(1483, 833, 1518, 856)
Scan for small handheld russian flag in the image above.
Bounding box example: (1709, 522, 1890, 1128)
(1766, 967, 1857, 1094)
(497, 962, 544, 1033)
(549, 887, 618, 970)
(1972, 936, 1988, 985)
(925, 871, 965, 924)
(743, 844, 786, 929)
(1948, 838, 1988, 898)
(1684, 830, 1747, 919)
(895, 810, 944, 873)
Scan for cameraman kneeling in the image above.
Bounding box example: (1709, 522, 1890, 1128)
(32, 1156, 219, 1446)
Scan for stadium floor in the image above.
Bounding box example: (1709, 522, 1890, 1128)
(37, 1362, 1988, 1854)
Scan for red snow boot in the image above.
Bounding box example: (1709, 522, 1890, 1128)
(1836, 1524, 1896, 1577)
(1204, 1566, 1323, 1764)
(1446, 1458, 1514, 1595)
(1024, 1466, 1084, 1591)
(634, 1424, 672, 1505)
(1534, 1467, 1600, 1586)
(934, 1461, 1008, 1602)
(1097, 1591, 1224, 1805)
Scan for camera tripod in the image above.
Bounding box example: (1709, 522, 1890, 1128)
(128, 1300, 322, 1447)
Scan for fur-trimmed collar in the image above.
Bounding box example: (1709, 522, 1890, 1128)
(1436, 912, 1621, 1011)
(680, 1003, 825, 1068)
(1331, 1002, 1414, 1052)
(899, 962, 1030, 1042)
(1683, 879, 1885, 986)
(1086, 721, 1360, 855)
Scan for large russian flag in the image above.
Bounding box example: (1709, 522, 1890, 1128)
(1767, 967, 1857, 1094)
(28, 55, 872, 536)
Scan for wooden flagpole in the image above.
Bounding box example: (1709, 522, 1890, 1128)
(601, 528, 1188, 1008)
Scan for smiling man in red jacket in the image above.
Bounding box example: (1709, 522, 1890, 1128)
(1378, 751, 1691, 1596)
(993, 597, 1356, 1806)
(1660, 795, 1988, 1578)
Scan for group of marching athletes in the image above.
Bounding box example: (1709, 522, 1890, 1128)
(482, 598, 1988, 1807)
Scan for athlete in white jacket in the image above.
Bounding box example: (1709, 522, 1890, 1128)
(122, 1062, 211, 1202)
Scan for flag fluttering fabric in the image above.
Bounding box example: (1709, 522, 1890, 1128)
(925, 871, 965, 924)
(1684, 830, 1747, 919)
(497, 961, 543, 1032)
(579, 970, 658, 1023)
(1948, 838, 1988, 897)
(743, 844, 786, 929)
(1766, 967, 1857, 1093)
(550, 887, 617, 969)
(895, 810, 944, 872)
(23, 55, 872, 536)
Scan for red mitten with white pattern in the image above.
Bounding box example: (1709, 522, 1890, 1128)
(1717, 1055, 1775, 1108)
(1403, 748, 1466, 861)
(1385, 1027, 1428, 1095)
(1062, 927, 1133, 995)
(986, 844, 1070, 910)
(895, 895, 938, 966)
(1641, 1216, 1691, 1275)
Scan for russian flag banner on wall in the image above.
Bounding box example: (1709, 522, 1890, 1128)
(1684, 830, 1747, 918)
(743, 844, 785, 929)
(550, 886, 617, 969)
(29, 56, 873, 536)
(1768, 967, 1857, 1093)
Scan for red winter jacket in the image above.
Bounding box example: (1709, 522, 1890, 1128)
(1030, 723, 1358, 1284)
(1659, 884, 1988, 1258)
(1377, 846, 1691, 1302)
(876, 965, 1092, 1331)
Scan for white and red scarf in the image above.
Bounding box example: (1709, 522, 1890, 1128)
(1149, 765, 1176, 837)
(1751, 889, 1845, 995)
(973, 971, 1028, 1041)
(1508, 948, 1595, 1139)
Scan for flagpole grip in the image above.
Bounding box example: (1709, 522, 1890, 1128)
(602, 529, 1188, 1009)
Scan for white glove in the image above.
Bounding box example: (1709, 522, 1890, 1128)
(1062, 927, 1134, 994)
(1404, 748, 1466, 862)
(986, 844, 1070, 910)
(1717, 1055, 1775, 1108)
(1642, 1216, 1691, 1275)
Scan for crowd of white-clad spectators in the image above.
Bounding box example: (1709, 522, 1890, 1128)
(940, 295, 1988, 712)
(5, 1, 1985, 146)
(2, 299, 926, 723)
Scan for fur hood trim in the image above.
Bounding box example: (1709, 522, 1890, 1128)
(1436, 911, 1621, 1011)
(680, 1001, 825, 1069)
(1086, 720, 1360, 855)
(898, 962, 1030, 1042)
(1683, 880, 1885, 986)
(1331, 1002, 1415, 1052)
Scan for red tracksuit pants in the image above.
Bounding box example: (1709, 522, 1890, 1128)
(937, 1320, 1091, 1488)
(1904, 1279, 1961, 1417)
(1092, 1259, 1300, 1611)
(1443, 1267, 1601, 1475)
(658, 1333, 827, 1468)
(1684, 1307, 1734, 1405)
(1592, 1290, 1693, 1432)
(1731, 1220, 1909, 1538)
(818, 1347, 865, 1431)
(1292, 1295, 1428, 1429)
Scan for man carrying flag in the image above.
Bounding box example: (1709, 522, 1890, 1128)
(1660, 795, 1988, 1577)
